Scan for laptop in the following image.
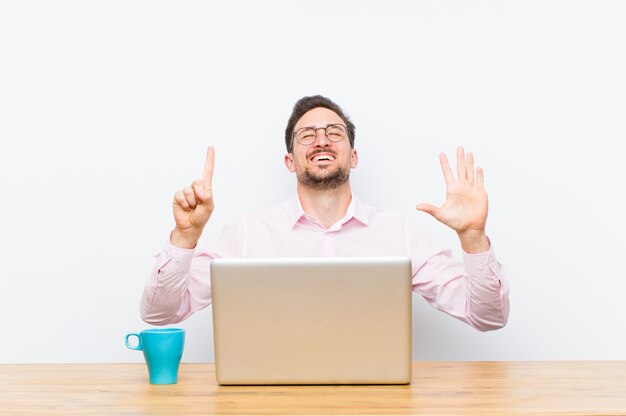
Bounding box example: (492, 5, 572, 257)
(210, 257, 412, 385)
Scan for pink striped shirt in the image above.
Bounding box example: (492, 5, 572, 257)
(141, 195, 509, 331)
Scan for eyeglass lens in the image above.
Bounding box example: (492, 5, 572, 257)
(296, 124, 346, 145)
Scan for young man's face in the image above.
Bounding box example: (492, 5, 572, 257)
(284, 107, 358, 190)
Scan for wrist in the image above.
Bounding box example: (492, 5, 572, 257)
(170, 228, 201, 249)
(457, 229, 489, 254)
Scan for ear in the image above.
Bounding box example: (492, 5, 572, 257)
(350, 148, 358, 169)
(284, 153, 296, 173)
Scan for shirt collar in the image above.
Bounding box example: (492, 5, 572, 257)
(286, 193, 370, 228)
(348, 195, 370, 226)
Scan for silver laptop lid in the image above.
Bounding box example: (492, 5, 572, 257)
(210, 257, 412, 385)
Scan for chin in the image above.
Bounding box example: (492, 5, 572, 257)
(298, 167, 350, 191)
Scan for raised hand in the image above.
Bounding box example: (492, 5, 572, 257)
(416, 147, 490, 253)
(171, 147, 215, 249)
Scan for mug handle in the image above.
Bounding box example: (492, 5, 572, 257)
(125, 333, 143, 350)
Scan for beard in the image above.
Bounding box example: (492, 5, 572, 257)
(297, 164, 350, 191)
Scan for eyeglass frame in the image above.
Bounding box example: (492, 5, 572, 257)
(290, 123, 349, 150)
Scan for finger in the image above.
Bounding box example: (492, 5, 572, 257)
(202, 146, 215, 191)
(174, 190, 190, 211)
(456, 146, 466, 181)
(182, 186, 197, 209)
(467, 152, 475, 183)
(476, 166, 485, 187)
(439, 153, 454, 186)
(416, 203, 440, 218)
(192, 179, 207, 202)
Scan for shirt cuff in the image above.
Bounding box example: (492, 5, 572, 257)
(462, 241, 499, 279)
(157, 242, 196, 272)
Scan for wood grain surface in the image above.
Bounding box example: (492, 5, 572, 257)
(1, 361, 625, 415)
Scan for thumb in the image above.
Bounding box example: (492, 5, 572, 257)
(415, 203, 440, 218)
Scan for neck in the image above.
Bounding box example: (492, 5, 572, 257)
(297, 181, 353, 229)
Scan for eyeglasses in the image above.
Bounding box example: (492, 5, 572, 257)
(292, 123, 348, 147)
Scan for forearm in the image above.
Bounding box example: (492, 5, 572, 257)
(457, 229, 490, 254)
(461, 246, 509, 331)
(170, 227, 202, 250)
(140, 244, 212, 325)
(411, 241, 509, 331)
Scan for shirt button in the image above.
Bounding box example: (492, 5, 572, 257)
(478, 265, 484, 271)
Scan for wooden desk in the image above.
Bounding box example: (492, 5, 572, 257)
(1, 362, 625, 415)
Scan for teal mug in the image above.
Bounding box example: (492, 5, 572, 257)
(125, 328, 185, 384)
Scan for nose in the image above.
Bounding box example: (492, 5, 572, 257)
(313, 128, 331, 147)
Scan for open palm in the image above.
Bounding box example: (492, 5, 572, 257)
(416, 147, 488, 234)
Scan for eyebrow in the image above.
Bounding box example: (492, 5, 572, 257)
(296, 123, 345, 130)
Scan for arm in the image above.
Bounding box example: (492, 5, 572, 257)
(141, 218, 246, 325)
(140, 244, 213, 325)
(140, 147, 216, 325)
(409, 234, 509, 331)
(415, 147, 509, 330)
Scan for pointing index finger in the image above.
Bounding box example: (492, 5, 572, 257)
(202, 146, 215, 190)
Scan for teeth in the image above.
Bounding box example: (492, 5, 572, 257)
(313, 154, 334, 161)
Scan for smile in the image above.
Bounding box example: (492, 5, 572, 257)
(309, 153, 336, 162)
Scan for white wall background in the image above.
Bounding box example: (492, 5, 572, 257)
(1, 1, 625, 364)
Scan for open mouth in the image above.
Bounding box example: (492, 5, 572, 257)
(309, 153, 336, 162)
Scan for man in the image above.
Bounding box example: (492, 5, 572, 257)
(141, 95, 509, 331)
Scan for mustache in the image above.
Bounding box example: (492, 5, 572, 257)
(307, 149, 338, 159)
